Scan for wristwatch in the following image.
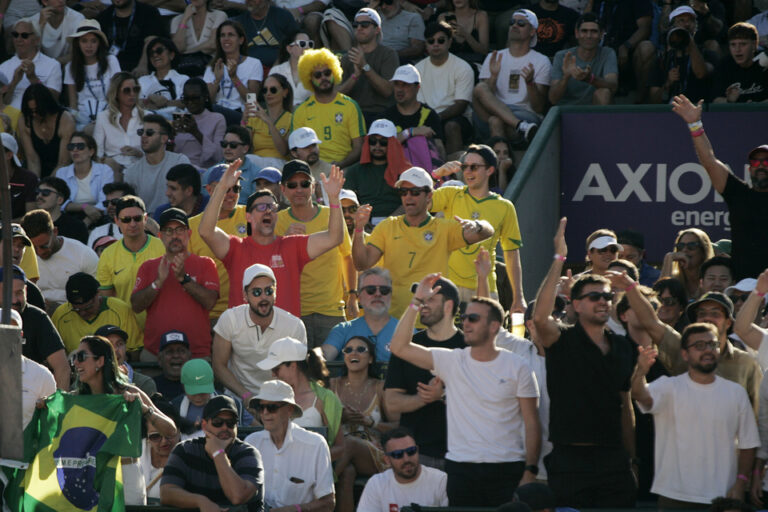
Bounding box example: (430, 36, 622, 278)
(524, 464, 539, 476)
(180, 273, 192, 285)
(362, 63, 371, 72)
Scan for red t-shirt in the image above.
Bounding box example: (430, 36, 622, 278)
(134, 253, 219, 357)
(222, 235, 311, 317)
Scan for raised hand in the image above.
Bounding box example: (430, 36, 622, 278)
(756, 269, 768, 295)
(354, 204, 372, 230)
(671, 94, 702, 123)
(562, 52, 576, 75)
(320, 165, 345, 200)
(636, 345, 658, 375)
(520, 63, 535, 84)
(474, 247, 491, 281)
(554, 217, 567, 258)
(489, 51, 502, 77)
(433, 160, 460, 178)
(220, 158, 243, 190)
(454, 215, 480, 236)
(213, 59, 224, 83)
(605, 270, 636, 291)
(157, 255, 170, 286)
(413, 273, 442, 302)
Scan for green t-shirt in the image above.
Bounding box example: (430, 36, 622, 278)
(343, 162, 401, 218)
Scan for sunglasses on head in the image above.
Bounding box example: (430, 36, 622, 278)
(685, 340, 719, 351)
(102, 198, 121, 208)
(750, 158, 768, 168)
(286, 180, 312, 189)
(460, 163, 487, 172)
(675, 241, 701, 251)
(210, 417, 237, 428)
(386, 445, 418, 459)
(427, 36, 447, 45)
(265, 86, 281, 94)
(249, 203, 278, 213)
(342, 205, 358, 214)
(137, 128, 164, 137)
(362, 285, 391, 295)
(148, 432, 175, 443)
(312, 69, 333, 80)
(122, 85, 141, 94)
(396, 187, 428, 197)
(511, 18, 530, 26)
(71, 351, 96, 363)
(67, 142, 87, 151)
(11, 31, 32, 39)
(220, 140, 245, 149)
(257, 402, 287, 413)
(291, 40, 314, 48)
(369, 136, 388, 147)
(342, 345, 369, 354)
(353, 21, 375, 29)
(460, 312, 483, 323)
(575, 291, 614, 302)
(149, 47, 167, 56)
(119, 215, 144, 224)
(36, 188, 58, 197)
(249, 286, 274, 297)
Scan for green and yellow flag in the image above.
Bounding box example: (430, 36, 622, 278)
(4, 391, 142, 512)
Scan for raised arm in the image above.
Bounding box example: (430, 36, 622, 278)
(307, 166, 345, 260)
(606, 271, 667, 344)
(389, 274, 441, 371)
(532, 218, 567, 348)
(734, 269, 768, 351)
(351, 205, 382, 270)
(631, 345, 657, 410)
(199, 159, 241, 260)
(474, 247, 491, 298)
(455, 215, 494, 245)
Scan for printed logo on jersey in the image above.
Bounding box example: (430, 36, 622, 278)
(271, 254, 285, 268)
(334, 112, 343, 124)
(471, 211, 480, 219)
(237, 223, 247, 235)
(424, 231, 434, 242)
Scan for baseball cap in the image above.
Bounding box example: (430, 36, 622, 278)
(243, 263, 276, 289)
(369, 119, 397, 139)
(202, 395, 239, 420)
(253, 167, 282, 184)
(669, 5, 695, 20)
(0, 133, 22, 166)
(514, 482, 556, 511)
(725, 278, 758, 296)
(712, 239, 732, 256)
(391, 64, 420, 84)
(288, 127, 322, 150)
(281, 160, 312, 183)
(0, 223, 31, 246)
(686, 291, 734, 322)
(65, 272, 100, 305)
(588, 236, 623, 251)
(340, 189, 359, 205)
(206, 163, 242, 186)
(94, 324, 128, 341)
(0, 265, 26, 283)
(748, 145, 768, 160)
(252, 379, 303, 418)
(617, 230, 645, 249)
(410, 277, 459, 309)
(159, 330, 190, 351)
(0, 308, 22, 328)
(181, 359, 216, 395)
(395, 167, 434, 189)
(512, 9, 539, 47)
(158, 207, 189, 228)
(257, 337, 308, 370)
(355, 7, 381, 27)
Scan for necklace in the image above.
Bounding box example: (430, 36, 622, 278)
(342, 377, 372, 411)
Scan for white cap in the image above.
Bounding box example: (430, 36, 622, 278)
(243, 263, 275, 289)
(725, 278, 758, 296)
(339, 189, 359, 205)
(0, 308, 22, 328)
(355, 7, 381, 27)
(588, 236, 623, 251)
(252, 380, 303, 418)
(513, 9, 539, 47)
(669, 5, 696, 21)
(395, 167, 433, 189)
(391, 64, 420, 84)
(288, 127, 322, 150)
(368, 119, 397, 139)
(257, 337, 308, 370)
(1, 133, 22, 167)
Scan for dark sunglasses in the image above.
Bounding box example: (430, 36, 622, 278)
(11, 31, 32, 39)
(183, 95, 203, 102)
(342, 205, 358, 214)
(286, 180, 312, 189)
(149, 47, 167, 56)
(342, 346, 369, 354)
(593, 246, 618, 254)
(659, 296, 679, 307)
(427, 37, 447, 45)
(249, 286, 274, 297)
(148, 432, 175, 442)
(137, 128, 164, 137)
(67, 142, 87, 151)
(750, 158, 768, 168)
(728, 294, 749, 304)
(290, 40, 314, 48)
(675, 241, 702, 251)
(460, 163, 487, 172)
(386, 445, 418, 459)
(460, 313, 482, 323)
(396, 187, 428, 197)
(102, 198, 121, 208)
(71, 297, 96, 312)
(312, 69, 333, 80)
(71, 351, 96, 363)
(220, 140, 245, 148)
(352, 21, 375, 29)
(574, 291, 614, 302)
(369, 136, 388, 147)
(249, 203, 278, 213)
(257, 403, 287, 413)
(511, 19, 530, 26)
(362, 285, 392, 295)
(119, 215, 144, 224)
(210, 417, 237, 428)
(36, 188, 58, 197)
(228, 184, 242, 193)
(122, 85, 141, 94)
(685, 340, 719, 351)
(265, 86, 281, 94)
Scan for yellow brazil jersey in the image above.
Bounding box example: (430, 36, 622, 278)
(19, 245, 39, 280)
(2, 104, 20, 134)
(366, 215, 466, 317)
(276, 205, 351, 317)
(52, 296, 143, 354)
(96, 236, 165, 329)
(188, 206, 249, 319)
(431, 186, 522, 292)
(248, 110, 291, 159)
(290, 93, 365, 164)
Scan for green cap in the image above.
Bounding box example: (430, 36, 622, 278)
(181, 359, 215, 395)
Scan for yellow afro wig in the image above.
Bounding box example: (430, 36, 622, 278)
(297, 48, 343, 92)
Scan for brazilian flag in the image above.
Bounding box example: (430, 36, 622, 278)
(4, 391, 142, 511)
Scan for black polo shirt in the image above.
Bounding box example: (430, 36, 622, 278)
(20, 303, 65, 364)
(545, 321, 634, 447)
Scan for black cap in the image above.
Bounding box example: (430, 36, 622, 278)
(158, 208, 189, 228)
(0, 223, 31, 246)
(281, 160, 312, 183)
(95, 324, 128, 341)
(513, 483, 556, 511)
(409, 277, 460, 308)
(66, 272, 100, 304)
(617, 230, 645, 249)
(203, 395, 239, 420)
(748, 144, 768, 160)
(686, 291, 734, 322)
(159, 330, 190, 351)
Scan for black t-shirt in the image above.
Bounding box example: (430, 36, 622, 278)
(384, 329, 466, 458)
(531, 4, 579, 58)
(383, 103, 445, 141)
(545, 321, 634, 447)
(154, 375, 185, 401)
(20, 303, 65, 364)
(97, 1, 168, 72)
(594, 0, 653, 49)
(10, 167, 38, 219)
(25, 279, 45, 310)
(649, 47, 718, 102)
(711, 57, 768, 103)
(54, 214, 89, 245)
(721, 173, 768, 280)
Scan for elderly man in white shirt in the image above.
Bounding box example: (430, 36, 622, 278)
(21, 0, 84, 61)
(245, 380, 335, 512)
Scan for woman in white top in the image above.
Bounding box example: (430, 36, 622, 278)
(64, 19, 121, 131)
(203, 20, 263, 125)
(269, 30, 313, 106)
(170, 0, 227, 77)
(93, 72, 144, 174)
(138, 38, 189, 111)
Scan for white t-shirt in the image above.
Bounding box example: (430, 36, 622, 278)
(478, 48, 551, 111)
(269, 61, 310, 106)
(639, 374, 760, 503)
(170, 9, 228, 55)
(138, 70, 190, 102)
(431, 347, 539, 463)
(64, 55, 121, 120)
(22, 357, 56, 429)
(87, 222, 123, 249)
(203, 56, 264, 110)
(37, 236, 99, 304)
(358, 466, 448, 512)
(0, 51, 64, 109)
(22, 7, 84, 60)
(415, 54, 474, 117)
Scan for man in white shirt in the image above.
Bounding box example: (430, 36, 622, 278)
(0, 19, 63, 108)
(244, 380, 335, 512)
(212, 263, 307, 404)
(21, 0, 84, 61)
(123, 114, 191, 213)
(473, 9, 551, 143)
(632, 323, 760, 507)
(358, 427, 448, 512)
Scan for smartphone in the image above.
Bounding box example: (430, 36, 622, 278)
(247, 93, 258, 106)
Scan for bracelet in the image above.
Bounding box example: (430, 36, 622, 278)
(242, 391, 253, 402)
(757, 291, 766, 298)
(240, 119, 247, 126)
(179, 23, 188, 29)
(329, 203, 340, 209)
(354, 228, 363, 233)
(234, 79, 243, 87)
(626, 282, 638, 292)
(737, 473, 749, 482)
(213, 449, 225, 459)
(351, 74, 359, 81)
(297, 6, 304, 14)
(554, 254, 566, 262)
(687, 121, 703, 131)
(151, 281, 160, 291)
(409, 302, 421, 311)
(690, 128, 705, 138)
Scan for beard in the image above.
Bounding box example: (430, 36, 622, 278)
(250, 301, 273, 318)
(692, 360, 717, 374)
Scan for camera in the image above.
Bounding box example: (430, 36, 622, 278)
(667, 27, 691, 51)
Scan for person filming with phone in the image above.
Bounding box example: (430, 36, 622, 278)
(173, 78, 226, 169)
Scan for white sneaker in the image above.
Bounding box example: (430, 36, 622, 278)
(517, 121, 539, 143)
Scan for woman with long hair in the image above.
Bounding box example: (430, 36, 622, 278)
(138, 38, 189, 111)
(64, 20, 121, 131)
(269, 30, 313, 106)
(170, 0, 227, 77)
(93, 72, 144, 175)
(438, 0, 489, 62)
(242, 73, 292, 159)
(660, 228, 715, 299)
(18, 84, 75, 178)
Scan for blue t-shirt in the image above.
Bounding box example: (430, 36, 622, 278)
(323, 316, 399, 362)
(551, 46, 618, 105)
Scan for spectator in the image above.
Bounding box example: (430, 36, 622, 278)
(21, 0, 84, 61)
(123, 114, 191, 213)
(161, 395, 264, 510)
(291, 48, 365, 168)
(244, 380, 335, 512)
(276, 0, 352, 55)
(242, 73, 292, 161)
(94, 72, 144, 174)
(270, 30, 314, 107)
(64, 20, 120, 131)
(415, 21, 474, 157)
(0, 223, 45, 309)
(138, 38, 188, 111)
(95, 324, 156, 395)
(733, 270, 768, 369)
(170, 0, 227, 77)
(632, 323, 759, 507)
(152, 164, 210, 220)
(700, 256, 735, 294)
(57, 132, 114, 228)
(199, 162, 345, 315)
(87, 182, 135, 248)
(530, 0, 578, 58)
(139, 399, 186, 501)
(131, 208, 218, 360)
(580, 228, 621, 276)
(52, 272, 142, 354)
(358, 427, 448, 512)
(288, 127, 331, 204)
(339, 8, 398, 125)
(488, 137, 515, 192)
(660, 227, 714, 299)
(0, 19, 63, 110)
(32, 176, 88, 244)
(378, 0, 426, 63)
(252, 167, 287, 209)
(724, 278, 758, 320)
(339, 188, 359, 236)
(617, 229, 660, 287)
(231, 0, 299, 70)
(22, 208, 98, 312)
(203, 126, 261, 204)
(391, 277, 541, 506)
(153, 330, 193, 400)
(549, 13, 618, 106)
(438, 0, 490, 64)
(712, 23, 768, 103)
(204, 20, 263, 126)
(96, 0, 169, 73)
(653, 277, 690, 333)
(5, 133, 38, 221)
(353, 166, 494, 316)
(18, 84, 74, 179)
(212, 263, 307, 401)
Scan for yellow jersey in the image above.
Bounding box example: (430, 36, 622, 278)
(247, 110, 291, 159)
(291, 93, 365, 163)
(19, 245, 39, 280)
(52, 296, 143, 354)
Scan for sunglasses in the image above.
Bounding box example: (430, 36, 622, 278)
(675, 241, 702, 251)
(119, 215, 145, 224)
(574, 291, 614, 302)
(342, 205, 358, 214)
(161, 226, 188, 236)
(396, 187, 428, 197)
(286, 180, 312, 189)
(182, 95, 203, 102)
(362, 285, 392, 295)
(369, 136, 388, 147)
(312, 69, 333, 80)
(265, 86, 281, 94)
(290, 39, 315, 48)
(228, 184, 242, 193)
(511, 18, 530, 26)
(36, 188, 58, 197)
(122, 85, 141, 94)
(342, 346, 369, 354)
(257, 403, 287, 413)
(137, 128, 164, 137)
(352, 21, 375, 29)
(685, 340, 720, 351)
(750, 158, 768, 168)
(659, 296, 679, 307)
(102, 198, 121, 208)
(148, 432, 175, 443)
(460, 313, 483, 323)
(249, 203, 278, 213)
(249, 286, 274, 297)
(71, 351, 96, 363)
(220, 140, 245, 148)
(11, 31, 32, 39)
(728, 294, 749, 304)
(67, 142, 87, 151)
(71, 297, 96, 312)
(460, 163, 488, 172)
(427, 37, 447, 45)
(149, 47, 166, 56)
(386, 445, 418, 459)
(210, 417, 237, 428)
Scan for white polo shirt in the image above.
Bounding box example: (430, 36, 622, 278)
(37, 236, 99, 305)
(22, 357, 56, 429)
(0, 51, 63, 109)
(214, 304, 307, 394)
(358, 466, 448, 512)
(244, 422, 334, 508)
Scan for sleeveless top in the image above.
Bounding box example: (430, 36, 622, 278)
(293, 394, 324, 428)
(450, 11, 480, 55)
(31, 110, 64, 178)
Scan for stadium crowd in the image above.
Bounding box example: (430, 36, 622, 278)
(1, 0, 768, 509)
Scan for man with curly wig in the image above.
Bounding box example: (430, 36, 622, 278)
(291, 48, 366, 169)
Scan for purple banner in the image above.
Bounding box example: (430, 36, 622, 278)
(560, 111, 768, 264)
